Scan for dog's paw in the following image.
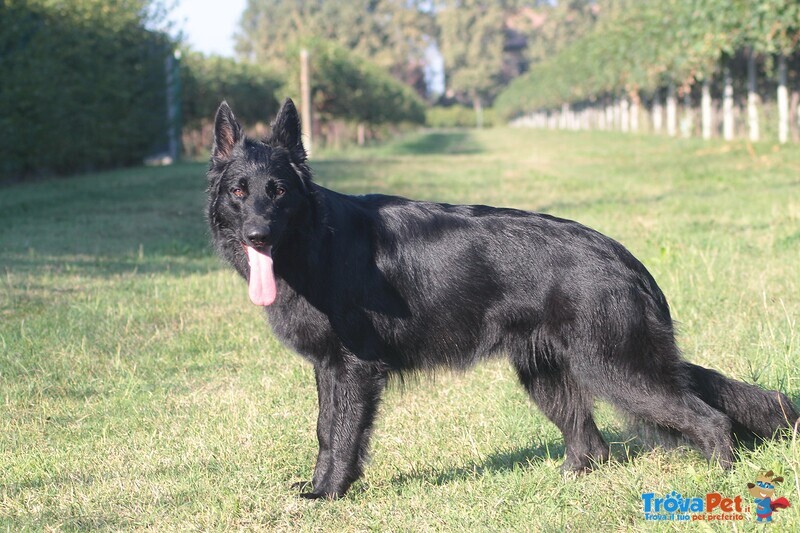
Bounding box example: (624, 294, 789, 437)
(298, 489, 344, 500)
(291, 480, 313, 492)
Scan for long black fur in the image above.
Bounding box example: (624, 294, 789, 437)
(207, 99, 798, 499)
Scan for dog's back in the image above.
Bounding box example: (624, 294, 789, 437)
(266, 189, 671, 376)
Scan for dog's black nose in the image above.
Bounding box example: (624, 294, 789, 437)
(245, 227, 271, 248)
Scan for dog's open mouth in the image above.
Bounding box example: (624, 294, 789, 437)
(245, 245, 276, 306)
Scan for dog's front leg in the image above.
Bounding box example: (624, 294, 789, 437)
(300, 361, 387, 500)
(310, 364, 334, 489)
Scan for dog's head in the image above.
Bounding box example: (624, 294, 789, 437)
(207, 98, 313, 305)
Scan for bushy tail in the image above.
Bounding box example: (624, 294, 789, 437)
(683, 362, 799, 441)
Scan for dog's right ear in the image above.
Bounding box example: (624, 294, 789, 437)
(212, 101, 243, 162)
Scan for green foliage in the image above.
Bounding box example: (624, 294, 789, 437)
(437, 0, 506, 105)
(494, 0, 800, 119)
(741, 0, 800, 55)
(236, 0, 432, 82)
(425, 105, 495, 128)
(0, 0, 171, 180)
(180, 52, 283, 129)
(523, 0, 600, 65)
(283, 40, 426, 126)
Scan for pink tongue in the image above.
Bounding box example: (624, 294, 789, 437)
(246, 246, 277, 306)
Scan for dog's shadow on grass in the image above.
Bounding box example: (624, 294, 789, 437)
(390, 430, 647, 487)
(391, 411, 800, 488)
(392, 443, 564, 487)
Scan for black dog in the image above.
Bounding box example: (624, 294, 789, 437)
(207, 99, 798, 499)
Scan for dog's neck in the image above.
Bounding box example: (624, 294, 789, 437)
(272, 183, 333, 295)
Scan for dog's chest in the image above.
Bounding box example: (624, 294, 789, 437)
(266, 292, 339, 363)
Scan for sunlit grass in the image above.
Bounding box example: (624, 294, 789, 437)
(1, 129, 798, 530)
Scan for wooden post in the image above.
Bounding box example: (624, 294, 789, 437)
(165, 50, 181, 163)
(300, 48, 313, 156)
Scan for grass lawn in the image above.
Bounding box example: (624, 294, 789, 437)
(1, 128, 799, 530)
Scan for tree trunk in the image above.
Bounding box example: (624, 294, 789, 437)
(300, 48, 313, 156)
(165, 52, 180, 162)
(357, 123, 366, 146)
(790, 90, 799, 143)
(723, 68, 734, 141)
(666, 83, 677, 137)
(747, 48, 759, 142)
(701, 78, 712, 140)
(620, 96, 630, 132)
(652, 91, 663, 134)
(777, 53, 788, 144)
(682, 90, 694, 138)
(630, 91, 640, 133)
(473, 95, 484, 129)
(598, 103, 607, 130)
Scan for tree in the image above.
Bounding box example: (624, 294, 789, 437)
(282, 40, 426, 127)
(180, 52, 283, 130)
(523, 0, 599, 65)
(235, 0, 432, 92)
(0, 0, 174, 179)
(437, 0, 507, 126)
(740, 0, 800, 143)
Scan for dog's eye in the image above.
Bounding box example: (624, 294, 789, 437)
(275, 186, 286, 198)
(230, 187, 245, 198)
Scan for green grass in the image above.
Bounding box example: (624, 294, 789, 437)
(1, 129, 799, 531)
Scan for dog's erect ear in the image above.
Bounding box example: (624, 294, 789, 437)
(773, 476, 784, 483)
(747, 483, 755, 488)
(212, 101, 243, 161)
(270, 98, 306, 162)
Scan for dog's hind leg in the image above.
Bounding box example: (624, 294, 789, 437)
(682, 362, 799, 441)
(514, 361, 609, 473)
(585, 360, 735, 468)
(301, 360, 387, 499)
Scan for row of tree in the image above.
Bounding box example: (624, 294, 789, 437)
(282, 40, 426, 128)
(1, 0, 427, 179)
(495, 0, 800, 143)
(1, 0, 171, 179)
(180, 40, 427, 156)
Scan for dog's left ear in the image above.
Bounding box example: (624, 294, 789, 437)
(270, 98, 306, 162)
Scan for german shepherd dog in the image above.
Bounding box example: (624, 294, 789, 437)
(207, 99, 798, 499)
